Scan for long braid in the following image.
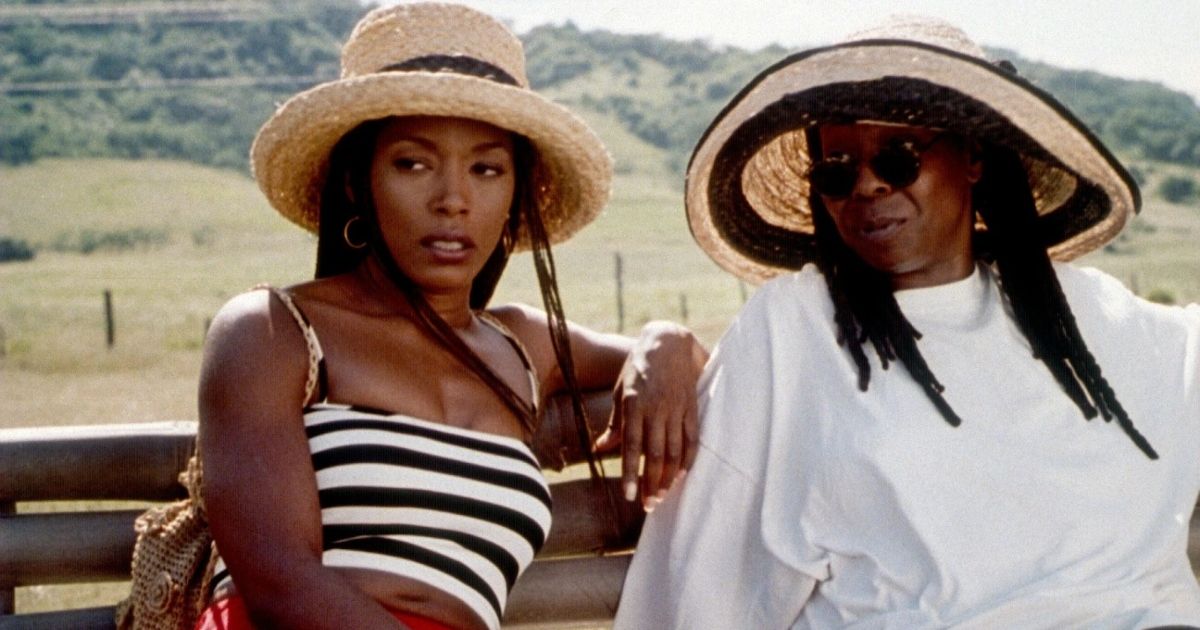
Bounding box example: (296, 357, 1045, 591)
(328, 120, 538, 435)
(359, 186, 540, 437)
(812, 198, 962, 426)
(346, 125, 618, 528)
(974, 143, 1157, 459)
(803, 131, 1155, 456)
(514, 143, 621, 542)
(807, 129, 962, 426)
(972, 148, 1098, 417)
(812, 195, 874, 389)
(516, 146, 609, 487)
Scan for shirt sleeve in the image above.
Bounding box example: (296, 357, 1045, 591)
(615, 278, 818, 629)
(614, 441, 815, 629)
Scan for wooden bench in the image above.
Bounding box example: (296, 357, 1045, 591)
(10, 394, 1200, 630)
(0, 391, 642, 629)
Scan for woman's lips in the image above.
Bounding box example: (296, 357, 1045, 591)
(858, 216, 907, 241)
(420, 233, 475, 263)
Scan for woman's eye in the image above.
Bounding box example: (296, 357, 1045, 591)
(394, 158, 427, 171)
(472, 162, 506, 177)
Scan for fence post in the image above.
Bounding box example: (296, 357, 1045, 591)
(679, 293, 688, 324)
(738, 280, 748, 304)
(614, 252, 625, 333)
(0, 499, 12, 614)
(104, 289, 115, 347)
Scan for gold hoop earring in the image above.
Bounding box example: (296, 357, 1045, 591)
(343, 216, 368, 250)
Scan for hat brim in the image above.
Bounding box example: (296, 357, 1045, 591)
(251, 71, 612, 251)
(687, 40, 1140, 284)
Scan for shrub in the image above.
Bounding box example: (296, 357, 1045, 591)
(1146, 288, 1176, 305)
(50, 228, 169, 254)
(1158, 175, 1197, 204)
(77, 228, 169, 254)
(0, 237, 35, 263)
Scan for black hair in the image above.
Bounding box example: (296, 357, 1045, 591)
(315, 119, 519, 309)
(807, 129, 1158, 459)
(313, 117, 609, 481)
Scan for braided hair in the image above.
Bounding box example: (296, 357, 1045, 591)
(314, 118, 609, 484)
(808, 132, 1158, 459)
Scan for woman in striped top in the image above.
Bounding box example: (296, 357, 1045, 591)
(194, 4, 706, 629)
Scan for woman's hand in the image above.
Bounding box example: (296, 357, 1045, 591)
(594, 321, 709, 511)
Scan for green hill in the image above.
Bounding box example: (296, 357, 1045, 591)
(3, 2, 1200, 176)
(2, 3, 1200, 432)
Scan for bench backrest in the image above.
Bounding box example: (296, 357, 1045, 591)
(0, 390, 639, 629)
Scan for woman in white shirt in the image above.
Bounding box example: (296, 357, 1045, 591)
(616, 15, 1200, 629)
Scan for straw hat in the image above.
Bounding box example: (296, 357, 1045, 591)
(251, 2, 612, 251)
(686, 15, 1140, 284)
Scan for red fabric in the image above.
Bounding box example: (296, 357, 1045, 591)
(194, 594, 456, 630)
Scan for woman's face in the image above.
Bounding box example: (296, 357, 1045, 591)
(816, 123, 981, 290)
(369, 116, 516, 299)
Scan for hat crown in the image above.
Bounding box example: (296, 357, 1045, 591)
(340, 2, 529, 87)
(684, 14, 1136, 284)
(843, 14, 986, 59)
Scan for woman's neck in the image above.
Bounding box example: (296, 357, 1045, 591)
(354, 257, 475, 329)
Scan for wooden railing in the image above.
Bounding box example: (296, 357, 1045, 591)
(0, 391, 640, 629)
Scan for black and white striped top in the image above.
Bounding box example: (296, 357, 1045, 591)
(210, 403, 553, 629)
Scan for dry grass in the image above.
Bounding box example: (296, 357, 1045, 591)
(3, 158, 1199, 431)
(0, 157, 746, 433)
(2, 154, 1198, 616)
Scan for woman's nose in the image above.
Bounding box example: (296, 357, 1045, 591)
(433, 168, 470, 215)
(851, 160, 893, 199)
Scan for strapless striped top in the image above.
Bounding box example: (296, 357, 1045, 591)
(210, 403, 553, 629)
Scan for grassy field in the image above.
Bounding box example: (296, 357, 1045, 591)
(1, 142, 1198, 615)
(2, 149, 1199, 431)
(0, 157, 747, 431)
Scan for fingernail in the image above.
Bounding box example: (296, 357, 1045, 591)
(644, 495, 662, 512)
(655, 489, 668, 501)
(674, 470, 687, 484)
(624, 481, 637, 502)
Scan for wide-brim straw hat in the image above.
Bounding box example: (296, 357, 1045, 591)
(251, 2, 612, 251)
(687, 15, 1140, 284)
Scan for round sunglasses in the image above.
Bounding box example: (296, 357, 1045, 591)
(807, 134, 948, 199)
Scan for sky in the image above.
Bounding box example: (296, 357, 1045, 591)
(384, 0, 1200, 104)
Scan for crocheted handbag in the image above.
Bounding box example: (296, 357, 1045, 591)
(115, 452, 215, 630)
(115, 286, 322, 629)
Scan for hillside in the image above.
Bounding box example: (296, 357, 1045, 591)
(2, 1, 1200, 179)
(2, 2, 1200, 434)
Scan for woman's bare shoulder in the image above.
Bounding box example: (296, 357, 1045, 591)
(486, 302, 547, 330)
(201, 288, 312, 411)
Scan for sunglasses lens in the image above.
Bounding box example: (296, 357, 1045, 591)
(809, 137, 935, 198)
(809, 160, 858, 199)
(870, 144, 921, 189)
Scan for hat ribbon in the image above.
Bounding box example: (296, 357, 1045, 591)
(378, 54, 520, 87)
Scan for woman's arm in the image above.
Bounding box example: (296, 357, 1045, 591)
(594, 321, 709, 507)
(616, 288, 817, 628)
(490, 304, 709, 508)
(198, 290, 403, 629)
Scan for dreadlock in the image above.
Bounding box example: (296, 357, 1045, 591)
(811, 194, 962, 427)
(809, 131, 1157, 459)
(973, 142, 1157, 459)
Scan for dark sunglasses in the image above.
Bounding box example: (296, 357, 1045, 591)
(807, 134, 948, 199)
